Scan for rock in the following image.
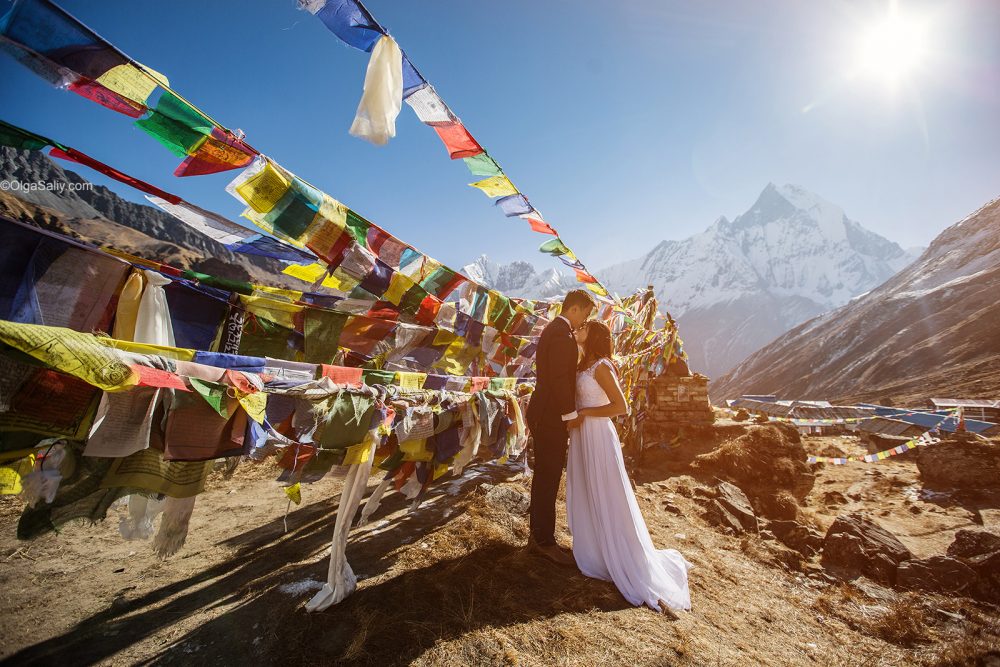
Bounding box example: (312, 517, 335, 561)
(661, 501, 682, 516)
(897, 556, 978, 594)
(733, 408, 750, 421)
(715, 481, 758, 533)
(482, 484, 530, 515)
(760, 530, 776, 541)
(916, 438, 1000, 491)
(947, 530, 1000, 559)
(966, 551, 1000, 603)
(822, 491, 847, 506)
(705, 500, 746, 534)
(820, 513, 912, 585)
(769, 519, 824, 556)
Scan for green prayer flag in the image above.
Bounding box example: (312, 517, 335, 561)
(315, 390, 375, 450)
(135, 91, 212, 157)
(188, 377, 229, 418)
(0, 119, 50, 151)
(303, 310, 348, 364)
(345, 209, 372, 246)
(462, 153, 502, 177)
(539, 238, 571, 256)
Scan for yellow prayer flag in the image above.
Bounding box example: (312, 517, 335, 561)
(384, 272, 415, 306)
(585, 283, 609, 297)
(254, 285, 303, 302)
(0, 321, 137, 391)
(469, 175, 518, 198)
(400, 438, 434, 462)
(240, 295, 303, 330)
(322, 268, 360, 292)
(395, 372, 427, 390)
(237, 391, 267, 424)
(0, 455, 34, 495)
(342, 442, 373, 465)
(432, 463, 449, 480)
(284, 482, 302, 505)
(95, 63, 167, 104)
(97, 338, 195, 361)
(235, 160, 290, 214)
(282, 262, 327, 284)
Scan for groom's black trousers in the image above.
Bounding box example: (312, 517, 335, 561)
(529, 423, 569, 547)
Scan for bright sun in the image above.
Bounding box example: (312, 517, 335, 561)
(854, 7, 929, 87)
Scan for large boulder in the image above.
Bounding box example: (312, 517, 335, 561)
(916, 438, 1000, 491)
(947, 530, 1000, 559)
(897, 556, 978, 594)
(691, 425, 814, 520)
(821, 513, 912, 585)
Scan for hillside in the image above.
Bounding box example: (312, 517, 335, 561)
(2, 424, 997, 666)
(711, 196, 1000, 404)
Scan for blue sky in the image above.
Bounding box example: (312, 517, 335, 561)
(2, 0, 998, 272)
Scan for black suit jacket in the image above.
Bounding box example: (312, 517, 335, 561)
(526, 317, 578, 436)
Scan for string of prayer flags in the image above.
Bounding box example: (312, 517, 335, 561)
(807, 431, 942, 465)
(300, 0, 616, 301)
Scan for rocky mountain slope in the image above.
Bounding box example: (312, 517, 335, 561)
(711, 196, 1000, 405)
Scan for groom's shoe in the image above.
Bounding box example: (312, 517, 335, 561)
(527, 536, 575, 567)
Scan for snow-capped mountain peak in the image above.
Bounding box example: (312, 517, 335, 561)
(599, 183, 922, 377)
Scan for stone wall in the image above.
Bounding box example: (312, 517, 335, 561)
(643, 374, 715, 437)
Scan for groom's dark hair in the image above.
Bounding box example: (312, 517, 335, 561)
(562, 289, 595, 312)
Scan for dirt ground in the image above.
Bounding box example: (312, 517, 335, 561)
(2, 425, 999, 666)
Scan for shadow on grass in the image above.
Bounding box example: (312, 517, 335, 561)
(4, 463, 625, 667)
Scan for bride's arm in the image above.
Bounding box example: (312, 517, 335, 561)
(577, 363, 629, 419)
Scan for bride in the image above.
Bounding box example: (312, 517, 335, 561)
(567, 320, 693, 613)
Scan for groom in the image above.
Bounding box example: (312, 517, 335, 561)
(526, 289, 595, 565)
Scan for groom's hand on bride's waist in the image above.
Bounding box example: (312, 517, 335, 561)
(567, 416, 584, 430)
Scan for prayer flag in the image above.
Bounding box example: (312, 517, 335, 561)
(538, 238, 571, 256)
(311, 0, 384, 53)
(432, 122, 483, 159)
(469, 175, 518, 198)
(175, 127, 255, 177)
(229, 158, 292, 215)
(284, 482, 302, 504)
(523, 216, 557, 236)
(135, 91, 213, 157)
(0, 119, 50, 150)
(49, 147, 181, 204)
(145, 196, 255, 245)
(463, 152, 502, 177)
(349, 35, 403, 145)
(496, 194, 532, 217)
(404, 84, 455, 125)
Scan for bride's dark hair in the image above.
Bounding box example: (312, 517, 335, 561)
(578, 320, 617, 372)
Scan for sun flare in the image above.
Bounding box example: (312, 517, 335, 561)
(853, 8, 929, 87)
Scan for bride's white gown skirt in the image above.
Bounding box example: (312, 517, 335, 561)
(567, 414, 693, 611)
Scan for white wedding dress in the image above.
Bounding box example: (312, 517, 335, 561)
(566, 358, 693, 611)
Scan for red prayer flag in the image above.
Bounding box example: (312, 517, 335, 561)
(278, 443, 316, 472)
(415, 294, 442, 325)
(68, 77, 146, 118)
(130, 364, 191, 391)
(573, 268, 598, 283)
(524, 216, 558, 236)
(49, 147, 181, 204)
(320, 364, 364, 387)
(174, 127, 256, 177)
(432, 122, 483, 159)
(470, 377, 490, 393)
